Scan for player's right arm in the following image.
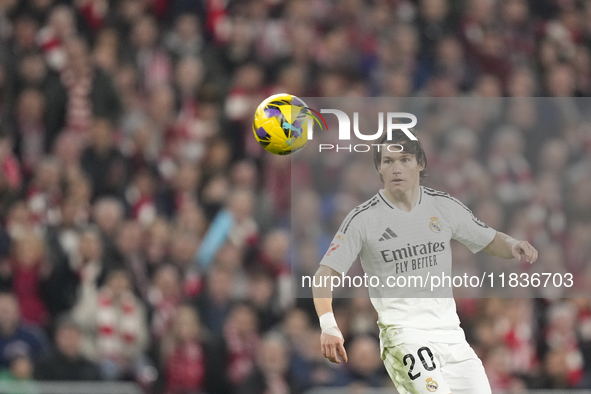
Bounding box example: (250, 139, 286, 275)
(313, 202, 368, 364)
(313, 264, 348, 364)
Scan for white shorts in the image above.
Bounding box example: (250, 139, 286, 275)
(382, 340, 491, 394)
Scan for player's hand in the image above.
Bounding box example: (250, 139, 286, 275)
(511, 240, 538, 264)
(321, 331, 348, 364)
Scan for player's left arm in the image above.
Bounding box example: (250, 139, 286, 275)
(481, 231, 538, 263)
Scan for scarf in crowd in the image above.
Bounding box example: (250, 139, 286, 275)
(149, 288, 179, 340)
(96, 289, 142, 359)
(61, 67, 93, 136)
(224, 324, 259, 386)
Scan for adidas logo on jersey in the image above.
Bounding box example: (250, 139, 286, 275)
(379, 227, 397, 241)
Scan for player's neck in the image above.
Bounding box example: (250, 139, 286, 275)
(382, 186, 420, 212)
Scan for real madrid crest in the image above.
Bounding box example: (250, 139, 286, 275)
(426, 377, 438, 392)
(429, 216, 442, 233)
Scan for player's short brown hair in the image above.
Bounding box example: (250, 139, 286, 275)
(373, 129, 427, 182)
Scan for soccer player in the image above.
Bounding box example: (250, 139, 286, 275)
(312, 130, 538, 394)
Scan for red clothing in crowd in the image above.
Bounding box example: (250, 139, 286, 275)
(11, 259, 48, 326)
(1, 155, 21, 189)
(165, 341, 206, 394)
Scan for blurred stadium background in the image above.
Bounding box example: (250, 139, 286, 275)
(0, 0, 591, 393)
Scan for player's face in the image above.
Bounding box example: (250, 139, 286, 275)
(378, 151, 423, 194)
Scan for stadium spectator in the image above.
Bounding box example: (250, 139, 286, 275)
(144, 217, 171, 269)
(148, 265, 182, 341)
(194, 265, 233, 333)
(0, 131, 21, 193)
(12, 51, 49, 100)
(290, 326, 349, 390)
(90, 197, 125, 267)
(80, 118, 130, 200)
(128, 15, 172, 91)
(220, 302, 260, 390)
(199, 175, 230, 223)
(43, 197, 84, 316)
(26, 157, 62, 226)
(574, 298, 591, 385)
(113, 220, 150, 299)
(1, 233, 50, 326)
(170, 56, 208, 163)
(246, 268, 281, 333)
(37, 5, 77, 72)
(438, 127, 484, 206)
(72, 269, 150, 381)
(169, 230, 201, 297)
(0, 353, 35, 393)
(4, 14, 39, 66)
(343, 335, 387, 387)
(155, 161, 200, 219)
(142, 85, 176, 170)
(256, 229, 289, 279)
(124, 170, 158, 228)
(52, 132, 85, 181)
(522, 173, 566, 246)
(488, 125, 533, 208)
(12, 88, 47, 177)
(483, 345, 514, 391)
(45, 36, 122, 151)
(161, 305, 206, 394)
(173, 202, 206, 237)
(507, 67, 539, 97)
(237, 333, 299, 394)
(4, 201, 36, 242)
(226, 188, 258, 249)
(164, 14, 204, 62)
(34, 317, 101, 381)
(92, 28, 121, 75)
(544, 301, 584, 387)
(564, 221, 591, 276)
(546, 63, 577, 97)
(281, 308, 311, 349)
(0, 292, 48, 368)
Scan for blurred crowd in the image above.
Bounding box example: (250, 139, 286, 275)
(0, 0, 591, 393)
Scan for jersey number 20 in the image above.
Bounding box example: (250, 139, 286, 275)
(402, 346, 436, 380)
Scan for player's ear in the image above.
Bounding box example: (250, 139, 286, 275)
(375, 163, 383, 182)
(416, 158, 425, 172)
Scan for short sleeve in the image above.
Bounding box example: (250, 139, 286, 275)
(319, 211, 364, 274)
(449, 197, 496, 254)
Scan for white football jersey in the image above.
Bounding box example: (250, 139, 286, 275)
(320, 186, 496, 344)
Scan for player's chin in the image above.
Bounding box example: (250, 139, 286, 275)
(387, 181, 407, 191)
(387, 180, 405, 188)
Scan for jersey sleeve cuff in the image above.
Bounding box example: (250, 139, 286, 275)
(319, 261, 346, 275)
(469, 227, 497, 254)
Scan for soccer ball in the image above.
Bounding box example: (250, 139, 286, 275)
(252, 93, 311, 155)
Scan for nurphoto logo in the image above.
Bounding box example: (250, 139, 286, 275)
(308, 110, 418, 152)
